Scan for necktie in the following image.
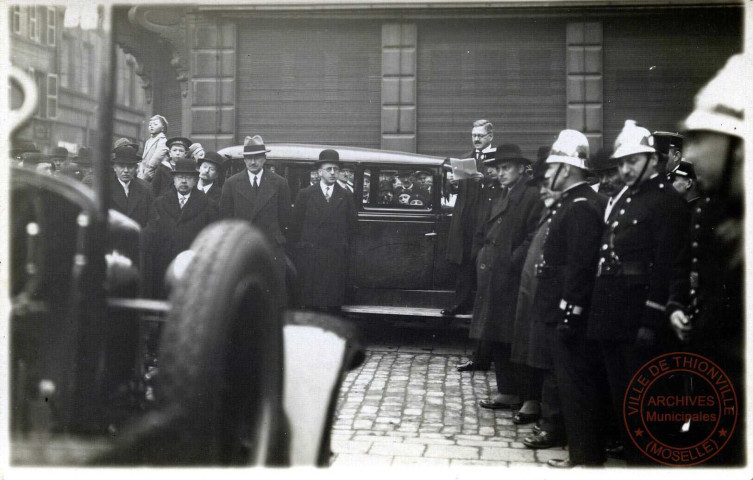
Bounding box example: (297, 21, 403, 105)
(123, 182, 129, 197)
(179, 195, 187, 208)
(325, 186, 331, 202)
(253, 176, 259, 189)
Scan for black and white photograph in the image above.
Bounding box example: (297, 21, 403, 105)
(1, 0, 750, 475)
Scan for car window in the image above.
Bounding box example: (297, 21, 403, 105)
(363, 167, 433, 210)
(441, 166, 457, 210)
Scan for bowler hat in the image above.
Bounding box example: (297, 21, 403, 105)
(76, 147, 92, 165)
(51, 146, 69, 158)
(172, 158, 199, 175)
(243, 135, 271, 156)
(484, 144, 530, 166)
(199, 151, 227, 169)
(315, 149, 342, 168)
(589, 147, 618, 172)
(652, 132, 683, 155)
(167, 137, 192, 150)
(112, 145, 142, 164)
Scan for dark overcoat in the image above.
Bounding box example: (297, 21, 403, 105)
(202, 182, 222, 214)
(469, 178, 543, 343)
(148, 188, 217, 296)
(510, 209, 551, 368)
(219, 169, 292, 246)
(587, 175, 690, 342)
(445, 150, 488, 265)
(290, 183, 357, 307)
(150, 163, 174, 198)
(109, 173, 156, 228)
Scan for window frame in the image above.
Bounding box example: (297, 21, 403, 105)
(28, 6, 39, 42)
(46, 7, 56, 47)
(46, 74, 58, 119)
(361, 165, 436, 213)
(11, 6, 22, 34)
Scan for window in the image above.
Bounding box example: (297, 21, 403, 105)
(29, 6, 39, 42)
(46, 74, 58, 118)
(46, 7, 56, 46)
(11, 6, 21, 34)
(60, 35, 70, 88)
(28, 68, 46, 118)
(81, 43, 93, 94)
(363, 167, 433, 210)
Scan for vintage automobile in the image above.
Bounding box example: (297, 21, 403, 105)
(8, 64, 363, 466)
(219, 144, 470, 320)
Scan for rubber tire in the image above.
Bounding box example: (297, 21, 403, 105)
(156, 220, 288, 465)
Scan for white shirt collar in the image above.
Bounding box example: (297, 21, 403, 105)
(198, 179, 213, 192)
(247, 169, 263, 184)
(117, 178, 130, 190)
(178, 191, 191, 199)
(321, 180, 334, 196)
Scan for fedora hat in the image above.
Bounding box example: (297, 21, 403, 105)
(315, 148, 342, 168)
(166, 137, 192, 150)
(546, 130, 590, 169)
(76, 147, 92, 166)
(199, 151, 227, 169)
(243, 135, 271, 156)
(483, 144, 530, 166)
(112, 145, 142, 164)
(51, 146, 69, 158)
(172, 158, 200, 175)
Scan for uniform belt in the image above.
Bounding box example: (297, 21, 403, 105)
(597, 261, 650, 277)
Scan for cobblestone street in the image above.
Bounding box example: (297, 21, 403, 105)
(328, 325, 623, 469)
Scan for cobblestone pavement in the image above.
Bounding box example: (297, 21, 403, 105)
(329, 342, 625, 469)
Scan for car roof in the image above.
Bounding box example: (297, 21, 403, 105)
(217, 143, 447, 167)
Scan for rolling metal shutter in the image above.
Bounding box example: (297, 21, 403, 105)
(602, 8, 742, 146)
(236, 19, 382, 148)
(416, 18, 567, 160)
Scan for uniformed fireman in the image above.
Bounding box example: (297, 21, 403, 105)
(526, 130, 606, 468)
(671, 54, 748, 465)
(587, 120, 691, 465)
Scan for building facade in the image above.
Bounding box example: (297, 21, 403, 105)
(9, 5, 150, 155)
(101, 2, 747, 159)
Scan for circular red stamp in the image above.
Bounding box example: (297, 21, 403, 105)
(623, 352, 738, 466)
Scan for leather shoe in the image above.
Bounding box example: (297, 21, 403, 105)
(513, 411, 541, 425)
(479, 399, 522, 410)
(547, 458, 603, 468)
(523, 431, 565, 449)
(456, 360, 490, 372)
(440, 305, 462, 316)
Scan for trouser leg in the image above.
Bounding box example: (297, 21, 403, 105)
(453, 260, 476, 311)
(491, 342, 519, 398)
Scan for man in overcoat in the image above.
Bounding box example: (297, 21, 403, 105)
(587, 120, 690, 464)
(148, 158, 217, 298)
(290, 149, 357, 312)
(525, 130, 607, 468)
(472, 144, 543, 411)
(220, 135, 292, 300)
(109, 144, 156, 228)
(196, 151, 226, 214)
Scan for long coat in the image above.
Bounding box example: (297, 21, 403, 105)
(587, 175, 690, 342)
(510, 209, 552, 368)
(469, 178, 543, 343)
(151, 163, 174, 198)
(109, 173, 156, 228)
(201, 182, 222, 214)
(148, 188, 217, 297)
(220, 169, 292, 246)
(290, 183, 357, 307)
(445, 148, 493, 265)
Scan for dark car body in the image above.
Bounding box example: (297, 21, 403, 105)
(219, 144, 463, 318)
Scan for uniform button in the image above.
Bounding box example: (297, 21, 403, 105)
(659, 183, 664, 189)
(480, 264, 486, 270)
(695, 224, 700, 230)
(619, 209, 625, 215)
(692, 258, 698, 263)
(692, 242, 699, 248)
(547, 219, 552, 223)
(612, 221, 619, 227)
(690, 289, 696, 295)
(497, 219, 502, 224)
(696, 208, 702, 214)
(602, 244, 608, 250)
(633, 219, 638, 225)
(627, 198, 632, 203)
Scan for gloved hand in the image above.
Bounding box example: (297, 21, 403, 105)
(635, 326, 657, 348)
(556, 322, 576, 344)
(669, 310, 693, 343)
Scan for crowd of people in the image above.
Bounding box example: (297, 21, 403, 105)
(441, 54, 745, 467)
(9, 52, 746, 467)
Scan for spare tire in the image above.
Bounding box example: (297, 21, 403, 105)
(156, 220, 289, 465)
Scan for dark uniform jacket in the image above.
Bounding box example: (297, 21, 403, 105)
(445, 149, 491, 265)
(150, 163, 174, 198)
(109, 173, 156, 228)
(220, 169, 292, 246)
(528, 183, 605, 328)
(290, 183, 357, 307)
(469, 177, 543, 343)
(148, 187, 217, 297)
(587, 175, 690, 342)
